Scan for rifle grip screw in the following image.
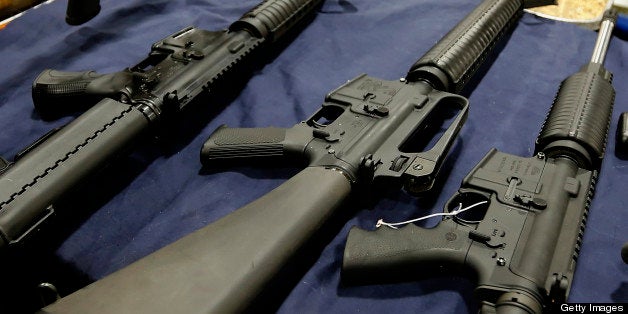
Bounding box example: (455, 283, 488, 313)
(497, 257, 506, 266)
(413, 164, 423, 170)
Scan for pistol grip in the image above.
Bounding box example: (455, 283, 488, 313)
(201, 125, 308, 167)
(32, 69, 104, 118)
(342, 223, 470, 284)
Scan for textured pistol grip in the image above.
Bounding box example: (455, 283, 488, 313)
(407, 0, 523, 92)
(32, 69, 103, 118)
(41, 167, 352, 313)
(536, 64, 615, 169)
(201, 125, 288, 166)
(342, 224, 469, 284)
(230, 0, 324, 41)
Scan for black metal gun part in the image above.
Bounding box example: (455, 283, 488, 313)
(0, 0, 324, 250)
(343, 10, 618, 314)
(39, 0, 525, 312)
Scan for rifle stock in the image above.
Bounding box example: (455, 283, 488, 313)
(0, 0, 324, 250)
(41, 167, 350, 313)
(0, 98, 149, 249)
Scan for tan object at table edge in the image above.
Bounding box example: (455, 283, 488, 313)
(526, 0, 609, 29)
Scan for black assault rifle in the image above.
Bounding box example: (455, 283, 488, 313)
(343, 10, 618, 314)
(39, 0, 526, 312)
(0, 0, 323, 250)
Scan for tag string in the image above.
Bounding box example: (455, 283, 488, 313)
(376, 200, 489, 229)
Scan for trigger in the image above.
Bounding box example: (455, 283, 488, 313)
(312, 129, 340, 143)
(468, 230, 506, 249)
(390, 155, 409, 172)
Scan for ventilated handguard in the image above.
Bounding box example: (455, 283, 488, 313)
(201, 0, 525, 191)
(201, 125, 310, 165)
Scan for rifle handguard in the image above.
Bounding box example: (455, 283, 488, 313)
(343, 223, 469, 284)
(535, 64, 615, 169)
(32, 69, 134, 119)
(407, 0, 523, 92)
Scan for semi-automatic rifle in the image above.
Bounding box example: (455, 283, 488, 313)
(343, 11, 618, 314)
(39, 0, 527, 312)
(0, 0, 323, 250)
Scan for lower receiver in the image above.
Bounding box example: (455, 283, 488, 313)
(343, 11, 618, 314)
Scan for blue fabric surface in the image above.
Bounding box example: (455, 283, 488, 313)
(0, 0, 626, 312)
